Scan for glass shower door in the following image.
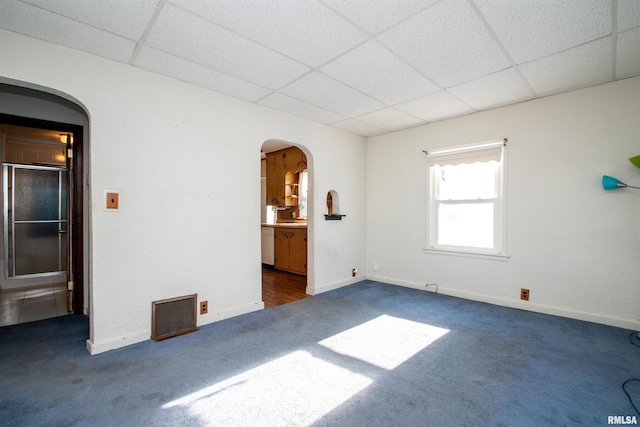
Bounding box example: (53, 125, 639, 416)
(4, 165, 67, 278)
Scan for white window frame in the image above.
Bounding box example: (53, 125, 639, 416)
(425, 140, 509, 260)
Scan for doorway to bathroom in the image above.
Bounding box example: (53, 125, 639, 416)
(0, 114, 84, 326)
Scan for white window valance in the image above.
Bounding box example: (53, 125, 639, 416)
(426, 140, 505, 168)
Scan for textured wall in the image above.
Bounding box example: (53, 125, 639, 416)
(0, 30, 367, 354)
(366, 77, 640, 330)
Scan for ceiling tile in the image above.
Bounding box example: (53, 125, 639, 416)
(2, 0, 639, 136)
(0, 0, 136, 63)
(331, 119, 387, 137)
(356, 107, 424, 132)
(519, 37, 613, 97)
(475, 0, 611, 64)
(448, 68, 535, 111)
(258, 93, 346, 124)
(280, 72, 385, 117)
(617, 28, 640, 80)
(146, 3, 310, 89)
(379, 0, 510, 87)
(172, 0, 366, 67)
(321, 40, 439, 105)
(395, 91, 475, 123)
(21, 0, 160, 40)
(618, 0, 640, 32)
(134, 47, 272, 102)
(323, 0, 438, 34)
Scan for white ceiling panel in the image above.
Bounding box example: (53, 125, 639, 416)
(146, 3, 310, 89)
(2, 0, 639, 137)
(448, 68, 535, 110)
(617, 28, 640, 80)
(21, 0, 160, 41)
(134, 47, 272, 102)
(617, 0, 640, 32)
(321, 40, 439, 105)
(171, 0, 367, 67)
(356, 107, 424, 132)
(379, 0, 510, 88)
(396, 91, 475, 123)
(0, 0, 136, 63)
(323, 0, 439, 35)
(331, 119, 387, 138)
(281, 72, 385, 117)
(519, 38, 613, 97)
(475, 0, 611, 65)
(258, 93, 346, 124)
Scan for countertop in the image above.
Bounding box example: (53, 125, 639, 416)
(261, 223, 307, 228)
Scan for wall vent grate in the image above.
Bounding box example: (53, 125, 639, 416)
(151, 294, 198, 341)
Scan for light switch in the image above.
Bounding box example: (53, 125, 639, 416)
(104, 190, 120, 211)
(106, 193, 118, 209)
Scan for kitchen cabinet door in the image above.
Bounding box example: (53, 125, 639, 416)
(274, 228, 291, 272)
(288, 229, 307, 275)
(283, 147, 306, 172)
(274, 228, 307, 276)
(265, 152, 285, 206)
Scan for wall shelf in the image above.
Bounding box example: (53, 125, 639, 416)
(324, 214, 346, 220)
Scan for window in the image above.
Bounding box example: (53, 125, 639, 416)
(298, 169, 308, 219)
(426, 140, 507, 258)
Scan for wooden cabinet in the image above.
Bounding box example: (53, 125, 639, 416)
(274, 227, 307, 276)
(265, 151, 285, 206)
(283, 147, 306, 171)
(265, 147, 307, 207)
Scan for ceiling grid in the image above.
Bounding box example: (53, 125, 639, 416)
(0, 0, 638, 137)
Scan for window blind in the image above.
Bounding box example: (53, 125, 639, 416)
(426, 140, 504, 167)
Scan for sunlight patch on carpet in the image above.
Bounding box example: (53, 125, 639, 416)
(318, 315, 449, 370)
(162, 350, 372, 425)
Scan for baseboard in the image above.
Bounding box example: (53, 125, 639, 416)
(86, 330, 148, 355)
(307, 276, 362, 295)
(366, 274, 640, 332)
(86, 301, 265, 355)
(198, 301, 264, 327)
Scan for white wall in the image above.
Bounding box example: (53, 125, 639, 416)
(0, 30, 367, 354)
(367, 77, 640, 331)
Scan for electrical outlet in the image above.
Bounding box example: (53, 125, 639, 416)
(352, 268, 358, 277)
(373, 262, 379, 271)
(520, 288, 530, 301)
(200, 300, 208, 315)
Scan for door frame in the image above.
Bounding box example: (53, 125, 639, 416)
(0, 113, 84, 315)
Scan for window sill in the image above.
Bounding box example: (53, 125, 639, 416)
(423, 246, 510, 261)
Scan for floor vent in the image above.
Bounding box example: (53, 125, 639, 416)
(151, 294, 198, 341)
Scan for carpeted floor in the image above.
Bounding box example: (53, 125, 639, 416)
(1, 280, 639, 426)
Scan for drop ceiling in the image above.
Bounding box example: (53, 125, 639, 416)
(1, 0, 639, 137)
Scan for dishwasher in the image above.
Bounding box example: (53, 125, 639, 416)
(261, 227, 275, 265)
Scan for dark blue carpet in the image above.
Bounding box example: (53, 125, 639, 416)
(1, 280, 638, 426)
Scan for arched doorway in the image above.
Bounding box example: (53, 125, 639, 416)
(0, 82, 88, 326)
(260, 140, 312, 308)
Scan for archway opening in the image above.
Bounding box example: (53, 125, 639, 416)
(0, 82, 89, 331)
(260, 140, 312, 308)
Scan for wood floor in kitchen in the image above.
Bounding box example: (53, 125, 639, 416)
(262, 265, 309, 308)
